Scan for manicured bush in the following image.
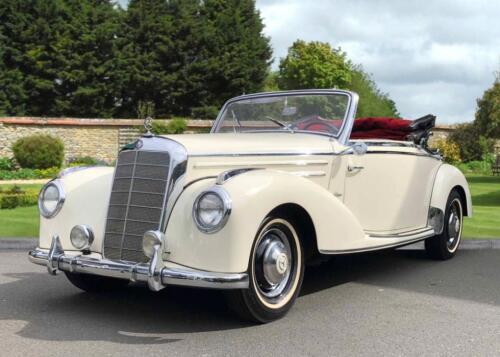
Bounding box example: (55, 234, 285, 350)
(430, 138, 461, 164)
(0, 157, 14, 170)
(12, 134, 64, 169)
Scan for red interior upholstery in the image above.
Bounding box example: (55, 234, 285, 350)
(350, 117, 412, 140)
(295, 116, 414, 141)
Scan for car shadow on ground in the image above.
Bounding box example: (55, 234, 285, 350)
(1, 248, 499, 344)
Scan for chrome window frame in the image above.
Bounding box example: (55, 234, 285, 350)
(211, 89, 359, 145)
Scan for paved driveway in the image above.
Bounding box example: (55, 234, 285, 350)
(1, 249, 499, 356)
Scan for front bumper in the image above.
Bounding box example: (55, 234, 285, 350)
(29, 236, 249, 291)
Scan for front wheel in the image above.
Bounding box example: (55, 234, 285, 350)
(425, 190, 464, 260)
(226, 217, 305, 323)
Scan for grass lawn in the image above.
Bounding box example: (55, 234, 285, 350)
(0, 184, 42, 238)
(0, 176, 498, 239)
(462, 175, 500, 239)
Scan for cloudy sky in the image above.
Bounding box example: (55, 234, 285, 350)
(256, 0, 499, 124)
(119, 0, 499, 124)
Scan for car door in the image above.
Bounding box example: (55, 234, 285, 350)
(341, 142, 441, 233)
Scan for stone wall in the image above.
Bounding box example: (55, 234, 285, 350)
(1, 117, 496, 163)
(0, 118, 212, 163)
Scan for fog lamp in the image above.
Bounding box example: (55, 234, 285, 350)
(70, 225, 94, 250)
(142, 230, 163, 259)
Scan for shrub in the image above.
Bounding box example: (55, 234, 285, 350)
(68, 156, 108, 167)
(12, 134, 64, 169)
(0, 157, 14, 170)
(151, 118, 187, 135)
(0, 167, 60, 180)
(0, 195, 19, 209)
(0, 193, 38, 209)
(449, 123, 494, 162)
(191, 106, 219, 120)
(430, 138, 461, 164)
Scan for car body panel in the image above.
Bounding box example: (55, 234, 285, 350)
(31, 89, 472, 290)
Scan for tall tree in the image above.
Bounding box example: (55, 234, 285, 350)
(0, 0, 120, 117)
(475, 73, 500, 139)
(278, 40, 352, 90)
(348, 66, 399, 118)
(116, 0, 271, 118)
(199, 0, 272, 115)
(278, 40, 399, 118)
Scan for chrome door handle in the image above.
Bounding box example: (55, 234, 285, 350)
(348, 165, 364, 172)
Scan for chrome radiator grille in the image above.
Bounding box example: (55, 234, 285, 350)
(103, 150, 171, 263)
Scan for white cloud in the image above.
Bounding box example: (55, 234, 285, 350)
(256, 0, 500, 124)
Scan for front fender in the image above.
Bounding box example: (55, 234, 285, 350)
(430, 164, 472, 216)
(166, 170, 366, 273)
(39, 167, 114, 250)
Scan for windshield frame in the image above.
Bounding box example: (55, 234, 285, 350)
(211, 89, 359, 145)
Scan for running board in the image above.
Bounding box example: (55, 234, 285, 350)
(320, 227, 435, 255)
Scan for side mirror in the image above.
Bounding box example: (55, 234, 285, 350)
(338, 141, 368, 155)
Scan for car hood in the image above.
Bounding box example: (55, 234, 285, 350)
(162, 132, 334, 156)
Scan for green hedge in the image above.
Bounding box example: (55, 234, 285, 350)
(0, 167, 60, 180)
(0, 186, 39, 209)
(0, 193, 38, 209)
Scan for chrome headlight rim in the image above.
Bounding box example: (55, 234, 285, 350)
(38, 179, 65, 218)
(193, 186, 232, 234)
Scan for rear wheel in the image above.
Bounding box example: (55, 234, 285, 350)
(425, 190, 463, 260)
(227, 217, 305, 323)
(64, 272, 129, 292)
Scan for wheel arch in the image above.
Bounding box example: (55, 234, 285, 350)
(266, 203, 318, 261)
(430, 164, 472, 217)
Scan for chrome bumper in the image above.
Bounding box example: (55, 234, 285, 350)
(28, 236, 249, 291)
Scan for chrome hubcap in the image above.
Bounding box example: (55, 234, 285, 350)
(447, 199, 462, 250)
(255, 228, 293, 299)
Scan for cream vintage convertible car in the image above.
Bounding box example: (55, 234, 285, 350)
(29, 90, 471, 323)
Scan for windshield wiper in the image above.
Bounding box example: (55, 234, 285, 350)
(231, 110, 242, 133)
(265, 116, 293, 132)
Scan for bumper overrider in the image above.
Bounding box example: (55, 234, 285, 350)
(29, 236, 249, 291)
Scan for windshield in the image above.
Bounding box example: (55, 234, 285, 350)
(214, 92, 350, 137)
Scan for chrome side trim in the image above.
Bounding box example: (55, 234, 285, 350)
(29, 236, 248, 290)
(364, 150, 441, 160)
(216, 168, 261, 185)
(290, 171, 326, 177)
(194, 159, 329, 169)
(189, 151, 334, 158)
(368, 226, 434, 238)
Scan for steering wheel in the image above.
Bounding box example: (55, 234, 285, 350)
(292, 116, 339, 135)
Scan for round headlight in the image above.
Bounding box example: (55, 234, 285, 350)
(38, 180, 65, 218)
(142, 230, 163, 258)
(193, 187, 231, 233)
(70, 225, 94, 250)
